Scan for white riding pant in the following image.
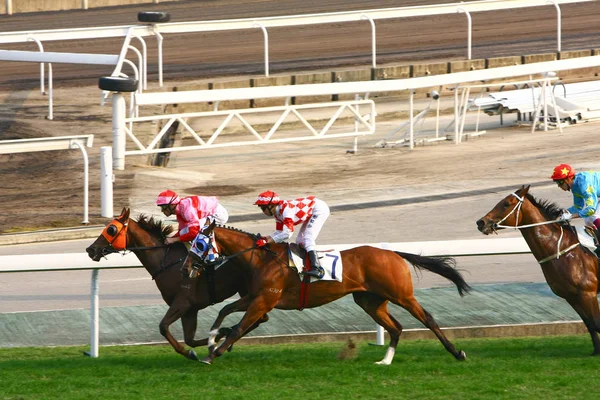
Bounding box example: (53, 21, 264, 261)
(295, 199, 330, 252)
(198, 203, 229, 227)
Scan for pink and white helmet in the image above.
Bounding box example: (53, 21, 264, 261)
(156, 190, 181, 206)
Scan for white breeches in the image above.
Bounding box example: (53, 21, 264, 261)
(295, 199, 330, 252)
(199, 203, 229, 228)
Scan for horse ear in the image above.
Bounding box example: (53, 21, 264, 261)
(122, 207, 130, 222)
(203, 220, 216, 236)
(521, 185, 531, 196)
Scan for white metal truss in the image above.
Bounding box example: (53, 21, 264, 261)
(123, 100, 375, 155)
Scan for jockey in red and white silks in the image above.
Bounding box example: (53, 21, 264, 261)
(156, 190, 229, 245)
(271, 196, 329, 251)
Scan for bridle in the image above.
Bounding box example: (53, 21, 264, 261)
(494, 192, 579, 264)
(99, 217, 183, 279)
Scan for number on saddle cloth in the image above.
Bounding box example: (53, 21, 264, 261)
(287, 243, 343, 282)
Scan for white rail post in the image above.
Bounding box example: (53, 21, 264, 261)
(101, 146, 114, 218)
(546, 0, 561, 52)
(457, 7, 472, 60)
(81, 0, 88, 10)
(112, 92, 126, 170)
(87, 269, 100, 358)
(254, 23, 269, 77)
(361, 14, 377, 69)
(71, 142, 89, 224)
(409, 90, 414, 149)
(5, 0, 11, 15)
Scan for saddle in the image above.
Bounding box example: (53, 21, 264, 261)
(287, 243, 343, 283)
(573, 225, 600, 258)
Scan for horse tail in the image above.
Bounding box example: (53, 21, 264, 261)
(394, 251, 472, 297)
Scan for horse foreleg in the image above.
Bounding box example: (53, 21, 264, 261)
(201, 299, 271, 365)
(206, 296, 254, 354)
(565, 294, 600, 355)
(159, 301, 197, 361)
(399, 295, 466, 361)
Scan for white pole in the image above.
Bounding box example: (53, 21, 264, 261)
(409, 90, 414, 150)
(48, 64, 53, 120)
(6, 0, 12, 15)
(254, 24, 269, 77)
(112, 92, 126, 170)
(361, 14, 376, 68)
(101, 146, 114, 218)
(457, 7, 472, 60)
(71, 142, 89, 224)
(89, 269, 99, 358)
(454, 85, 460, 144)
(81, 0, 88, 10)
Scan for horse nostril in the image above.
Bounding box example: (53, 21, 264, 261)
(476, 219, 484, 229)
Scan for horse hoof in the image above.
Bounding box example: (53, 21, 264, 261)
(227, 345, 234, 353)
(200, 357, 212, 365)
(457, 350, 467, 361)
(188, 350, 198, 361)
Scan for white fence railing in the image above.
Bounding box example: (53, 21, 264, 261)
(0, 237, 531, 357)
(0, 0, 591, 82)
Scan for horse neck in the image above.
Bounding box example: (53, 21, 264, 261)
(519, 199, 574, 258)
(127, 220, 169, 276)
(215, 227, 263, 268)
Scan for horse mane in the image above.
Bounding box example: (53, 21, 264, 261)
(217, 224, 258, 239)
(135, 214, 175, 239)
(525, 192, 564, 220)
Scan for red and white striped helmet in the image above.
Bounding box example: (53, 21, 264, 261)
(156, 190, 181, 206)
(254, 190, 281, 206)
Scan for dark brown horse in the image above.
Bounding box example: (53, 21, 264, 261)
(183, 224, 471, 365)
(85, 208, 268, 361)
(476, 185, 600, 355)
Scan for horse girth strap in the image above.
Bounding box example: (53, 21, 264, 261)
(537, 242, 580, 264)
(203, 263, 218, 306)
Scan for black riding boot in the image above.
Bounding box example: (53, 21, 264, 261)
(305, 250, 325, 279)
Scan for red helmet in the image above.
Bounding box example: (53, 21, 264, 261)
(254, 190, 281, 206)
(550, 164, 575, 181)
(156, 190, 181, 206)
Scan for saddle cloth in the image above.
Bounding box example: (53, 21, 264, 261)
(576, 226, 597, 254)
(288, 244, 343, 283)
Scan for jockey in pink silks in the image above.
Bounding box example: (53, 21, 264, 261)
(156, 189, 229, 245)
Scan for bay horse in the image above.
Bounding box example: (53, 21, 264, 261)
(476, 185, 600, 355)
(183, 224, 472, 365)
(85, 208, 268, 361)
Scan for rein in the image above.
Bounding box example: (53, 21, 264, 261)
(496, 192, 580, 264)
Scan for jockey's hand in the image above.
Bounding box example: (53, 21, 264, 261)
(559, 211, 572, 221)
(256, 237, 268, 247)
(165, 236, 179, 245)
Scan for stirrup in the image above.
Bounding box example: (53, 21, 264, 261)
(303, 266, 324, 279)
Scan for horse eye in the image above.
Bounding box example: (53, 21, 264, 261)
(503, 201, 510, 208)
(107, 225, 118, 236)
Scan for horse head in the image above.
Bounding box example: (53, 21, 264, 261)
(182, 221, 217, 278)
(476, 185, 531, 235)
(182, 224, 262, 279)
(86, 207, 131, 261)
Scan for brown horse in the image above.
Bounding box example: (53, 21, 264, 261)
(85, 208, 268, 361)
(183, 224, 471, 365)
(476, 185, 600, 355)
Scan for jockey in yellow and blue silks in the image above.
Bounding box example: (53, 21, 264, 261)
(551, 163, 600, 230)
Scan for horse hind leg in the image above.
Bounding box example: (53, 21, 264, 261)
(352, 292, 402, 365)
(397, 295, 466, 361)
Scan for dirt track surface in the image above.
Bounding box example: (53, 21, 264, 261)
(2, 1, 600, 233)
(0, 0, 599, 87)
